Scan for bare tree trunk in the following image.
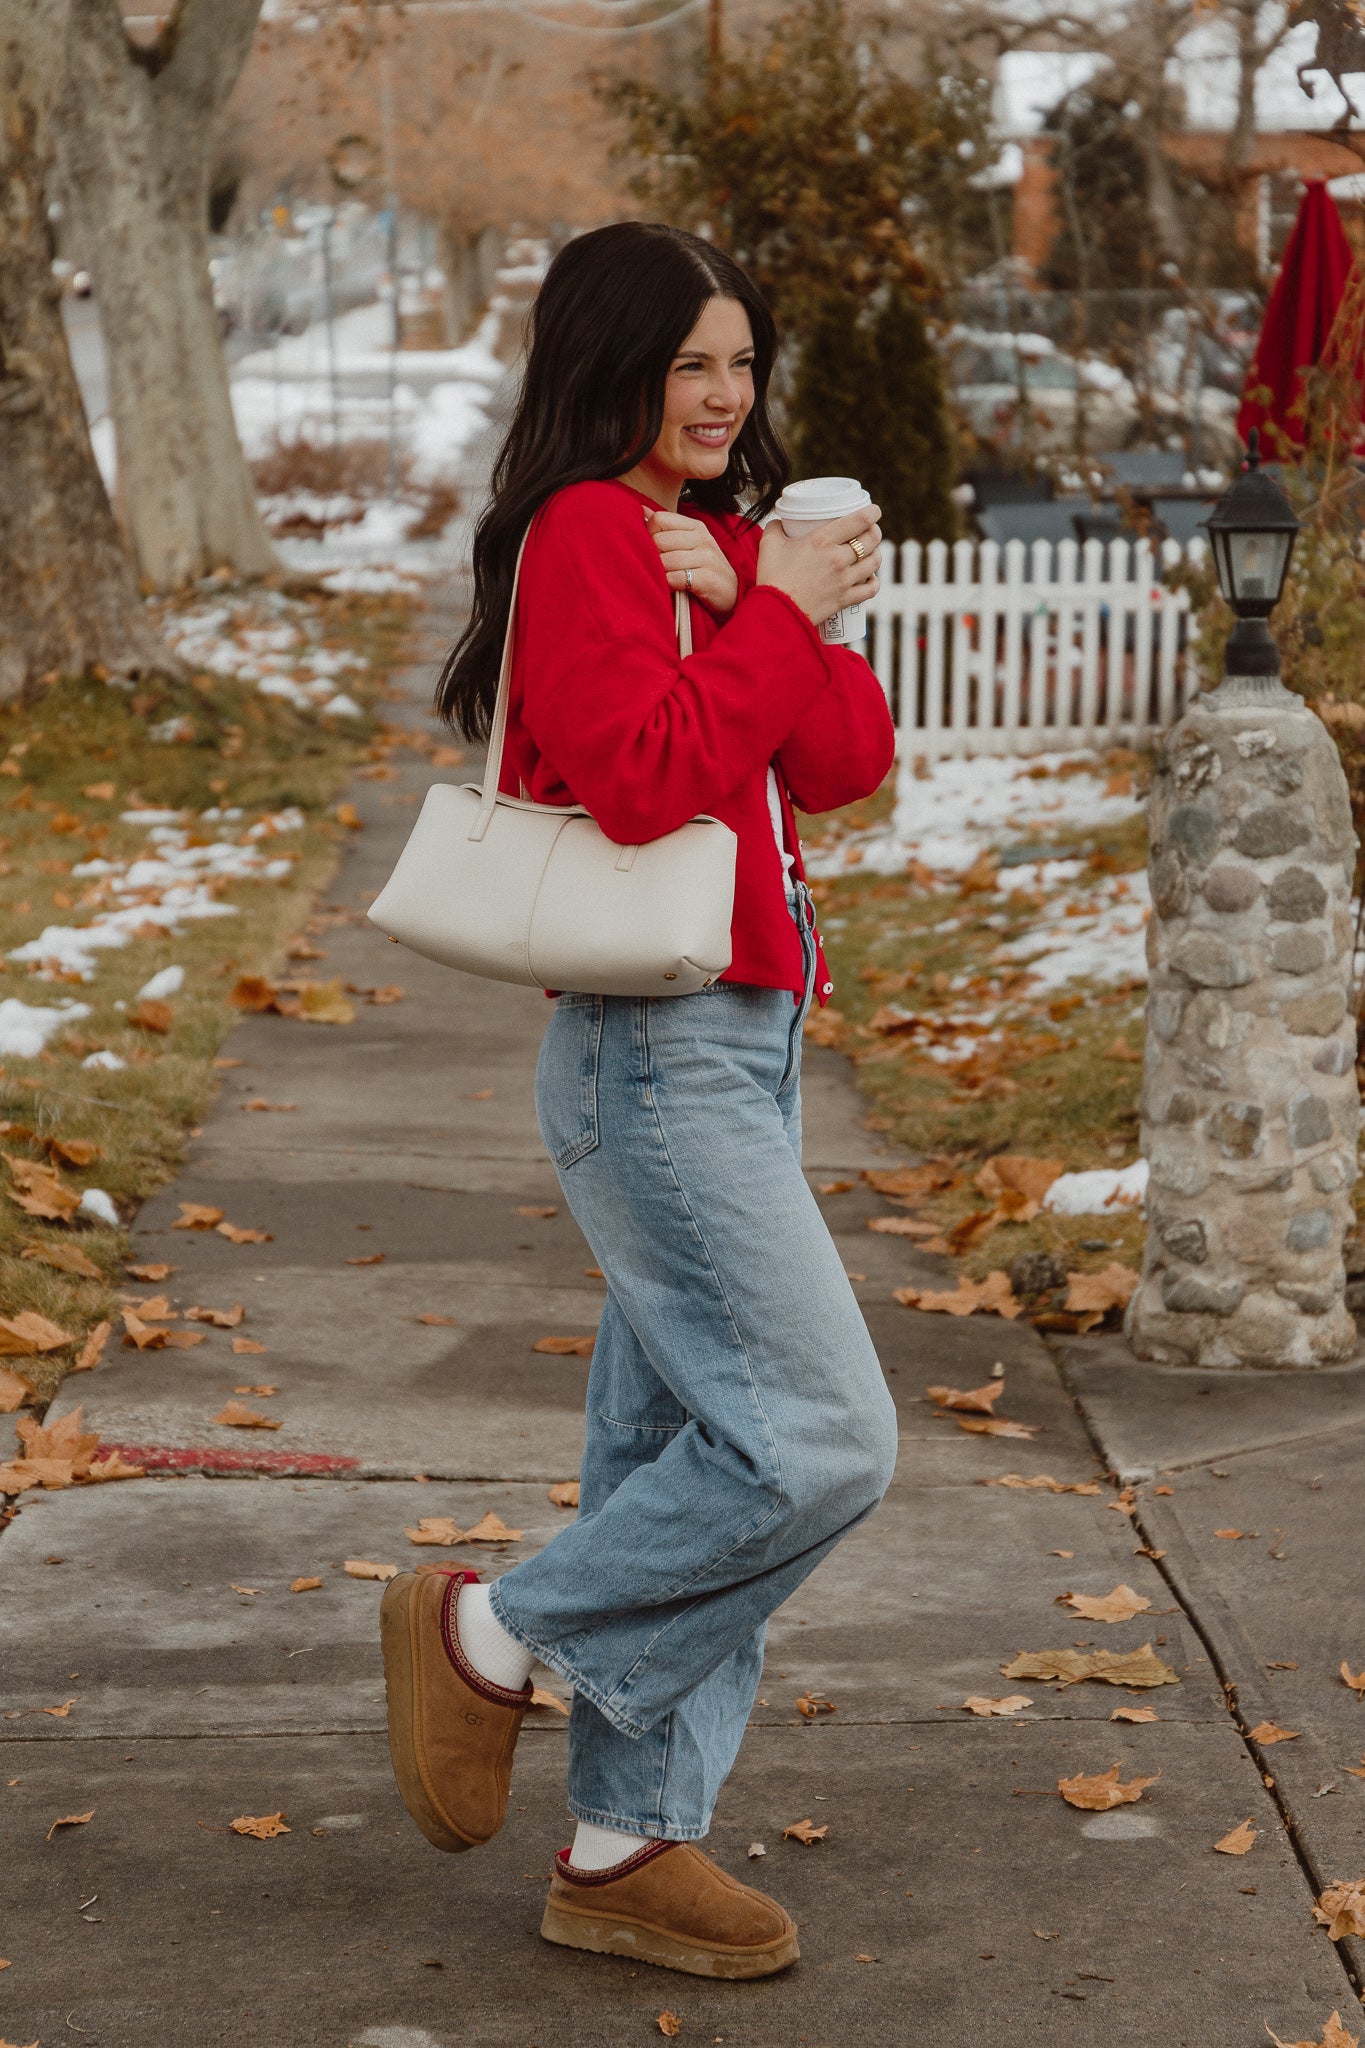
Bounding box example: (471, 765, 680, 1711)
(0, 0, 167, 701)
(56, 0, 278, 593)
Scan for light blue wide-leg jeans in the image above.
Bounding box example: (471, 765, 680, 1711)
(489, 895, 899, 1841)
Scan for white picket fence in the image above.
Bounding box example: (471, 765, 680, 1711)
(863, 535, 1198, 760)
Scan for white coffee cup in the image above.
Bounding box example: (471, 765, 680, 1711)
(773, 476, 874, 644)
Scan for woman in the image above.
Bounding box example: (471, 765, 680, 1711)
(380, 221, 899, 1982)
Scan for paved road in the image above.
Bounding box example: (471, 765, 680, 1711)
(6, 589, 1365, 2037)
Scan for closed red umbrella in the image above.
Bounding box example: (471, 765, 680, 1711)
(1237, 181, 1358, 455)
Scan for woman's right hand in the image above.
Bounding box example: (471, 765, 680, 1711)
(755, 504, 882, 627)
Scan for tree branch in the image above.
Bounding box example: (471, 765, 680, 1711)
(150, 0, 263, 125)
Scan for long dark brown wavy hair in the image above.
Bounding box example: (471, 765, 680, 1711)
(434, 221, 789, 738)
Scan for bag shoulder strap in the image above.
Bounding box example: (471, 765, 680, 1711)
(475, 524, 690, 835)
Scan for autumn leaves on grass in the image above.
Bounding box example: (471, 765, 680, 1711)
(860, 1160, 1138, 1329)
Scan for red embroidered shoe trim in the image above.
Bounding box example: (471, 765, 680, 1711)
(438, 1569, 533, 1708)
(555, 1840, 677, 1886)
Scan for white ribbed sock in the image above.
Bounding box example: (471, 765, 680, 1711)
(568, 1820, 650, 1871)
(456, 1580, 537, 1693)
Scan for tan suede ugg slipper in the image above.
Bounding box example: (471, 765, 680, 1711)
(380, 1566, 530, 1853)
(540, 1840, 799, 1979)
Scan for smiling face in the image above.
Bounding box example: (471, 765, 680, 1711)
(622, 295, 756, 509)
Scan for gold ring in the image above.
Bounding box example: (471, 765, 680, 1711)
(847, 537, 866, 563)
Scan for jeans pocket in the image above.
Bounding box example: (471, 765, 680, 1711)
(535, 994, 604, 1170)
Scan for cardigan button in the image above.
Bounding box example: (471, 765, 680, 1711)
(821, 981, 834, 996)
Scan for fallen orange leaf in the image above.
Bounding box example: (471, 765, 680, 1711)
(0, 1310, 75, 1353)
(73, 1321, 112, 1373)
(1061, 1584, 1153, 1626)
(862, 1163, 958, 1200)
(533, 1335, 595, 1356)
(1111, 1707, 1160, 1724)
(22, 1240, 101, 1279)
(657, 2015, 681, 2040)
(217, 1222, 272, 1244)
(1002, 1643, 1180, 1690)
(895, 1272, 1022, 1320)
(1266, 2014, 1360, 2048)
(291, 1577, 322, 1593)
(1064, 1264, 1139, 1316)
(17, 1408, 98, 1473)
(974, 1155, 1064, 1218)
(951, 1415, 1037, 1439)
(4, 1155, 80, 1222)
(515, 1205, 558, 1219)
(782, 1817, 829, 1845)
(1216, 1529, 1252, 1540)
(185, 1304, 245, 1328)
(796, 1693, 836, 1719)
(1058, 1763, 1158, 1811)
(462, 1511, 523, 1544)
(1249, 1721, 1300, 1745)
(231, 1338, 267, 1356)
(46, 1136, 99, 1169)
(406, 1517, 464, 1546)
(234, 1385, 276, 1397)
(344, 1559, 398, 1581)
(347, 1253, 386, 1267)
(228, 976, 278, 1013)
(229, 1812, 290, 1839)
(213, 1403, 281, 1431)
(46, 1808, 94, 1841)
(38, 1699, 76, 1719)
(335, 804, 363, 830)
(926, 1380, 1004, 1415)
(0, 1369, 33, 1413)
(962, 1694, 1032, 1716)
(865, 1215, 940, 1238)
(85, 1452, 146, 1483)
(1213, 1819, 1258, 1855)
(1341, 1662, 1365, 1696)
(174, 1202, 224, 1230)
(1314, 1880, 1365, 1939)
(126, 1262, 171, 1281)
(548, 1481, 580, 1508)
(415, 1312, 456, 1325)
(130, 999, 172, 1034)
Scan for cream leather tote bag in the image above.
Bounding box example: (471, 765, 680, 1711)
(367, 535, 738, 996)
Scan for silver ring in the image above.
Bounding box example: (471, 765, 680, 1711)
(685, 567, 694, 590)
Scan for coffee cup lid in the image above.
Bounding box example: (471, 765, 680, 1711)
(774, 476, 872, 520)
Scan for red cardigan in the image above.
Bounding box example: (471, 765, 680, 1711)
(502, 478, 894, 1001)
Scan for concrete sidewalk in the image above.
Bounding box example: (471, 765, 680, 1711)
(5, 615, 1365, 2047)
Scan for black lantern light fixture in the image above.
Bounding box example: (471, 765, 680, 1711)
(1203, 429, 1301, 678)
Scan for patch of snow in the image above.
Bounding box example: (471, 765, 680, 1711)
(10, 923, 131, 980)
(82, 1050, 126, 1072)
(320, 692, 363, 717)
(320, 566, 422, 596)
(137, 965, 184, 1001)
(992, 870, 1151, 990)
(79, 1187, 121, 1228)
(1044, 1160, 1150, 1214)
(0, 997, 91, 1058)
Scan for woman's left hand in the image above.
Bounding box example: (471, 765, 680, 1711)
(645, 508, 739, 616)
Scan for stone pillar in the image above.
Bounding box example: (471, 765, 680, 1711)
(1128, 672, 1361, 1368)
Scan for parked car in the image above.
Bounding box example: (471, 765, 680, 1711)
(946, 331, 1139, 452)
